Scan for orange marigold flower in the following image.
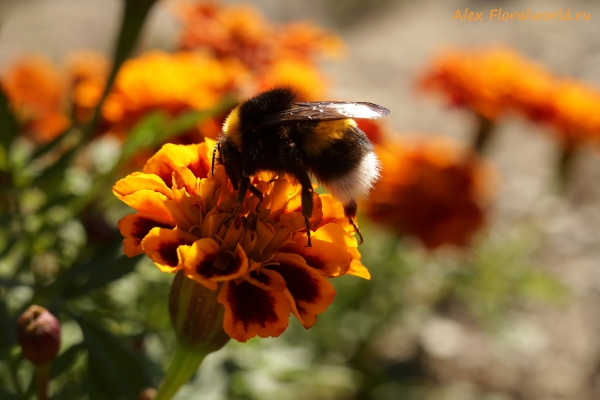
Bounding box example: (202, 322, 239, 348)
(66, 51, 110, 123)
(421, 46, 600, 146)
(545, 81, 600, 145)
(256, 59, 328, 101)
(174, 0, 342, 72)
(356, 119, 390, 146)
(363, 136, 495, 249)
(102, 51, 247, 133)
(113, 138, 367, 342)
(1, 55, 70, 142)
(420, 47, 551, 121)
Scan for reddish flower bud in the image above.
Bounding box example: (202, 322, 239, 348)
(17, 305, 61, 365)
(138, 388, 157, 400)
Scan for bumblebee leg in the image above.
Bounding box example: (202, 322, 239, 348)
(211, 142, 221, 177)
(296, 174, 314, 247)
(344, 200, 364, 245)
(248, 185, 264, 212)
(226, 176, 250, 224)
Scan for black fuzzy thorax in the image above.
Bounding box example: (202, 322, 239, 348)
(236, 87, 304, 176)
(237, 87, 297, 130)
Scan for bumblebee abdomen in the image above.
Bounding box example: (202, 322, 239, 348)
(299, 119, 357, 157)
(303, 122, 380, 203)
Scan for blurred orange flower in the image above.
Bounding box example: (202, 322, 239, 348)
(421, 46, 600, 146)
(1, 55, 70, 142)
(420, 47, 547, 121)
(113, 138, 368, 342)
(66, 51, 110, 123)
(174, 0, 342, 71)
(173, 0, 340, 100)
(363, 136, 495, 249)
(546, 82, 600, 145)
(1, 52, 110, 142)
(102, 51, 248, 134)
(256, 58, 328, 101)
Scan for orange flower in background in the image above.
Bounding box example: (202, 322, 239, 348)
(102, 51, 248, 135)
(363, 136, 495, 249)
(256, 59, 328, 101)
(176, 1, 275, 70)
(547, 82, 600, 145)
(113, 138, 368, 342)
(356, 119, 389, 146)
(174, 0, 343, 72)
(420, 47, 549, 121)
(66, 51, 110, 123)
(421, 46, 600, 146)
(173, 0, 340, 100)
(1, 55, 69, 142)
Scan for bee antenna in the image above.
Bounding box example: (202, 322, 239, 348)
(211, 142, 220, 176)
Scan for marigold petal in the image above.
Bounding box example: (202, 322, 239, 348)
(269, 253, 335, 328)
(168, 178, 203, 231)
(180, 240, 249, 290)
(172, 166, 198, 196)
(218, 276, 291, 342)
(143, 143, 211, 186)
(117, 213, 176, 257)
(319, 194, 353, 231)
(250, 219, 275, 260)
(245, 268, 287, 292)
(141, 227, 198, 272)
(268, 179, 297, 212)
(312, 223, 358, 248)
(347, 259, 371, 280)
(117, 190, 176, 222)
(113, 173, 173, 198)
(280, 237, 351, 277)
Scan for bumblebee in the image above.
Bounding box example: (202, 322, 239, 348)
(213, 87, 389, 246)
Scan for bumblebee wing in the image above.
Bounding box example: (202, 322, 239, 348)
(257, 101, 389, 127)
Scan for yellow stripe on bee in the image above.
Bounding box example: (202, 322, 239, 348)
(303, 119, 357, 156)
(223, 107, 242, 147)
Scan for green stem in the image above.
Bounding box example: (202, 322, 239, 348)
(35, 363, 51, 400)
(472, 113, 496, 155)
(79, 0, 158, 144)
(555, 140, 577, 194)
(154, 341, 207, 400)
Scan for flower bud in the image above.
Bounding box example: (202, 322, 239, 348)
(138, 388, 157, 400)
(169, 271, 230, 353)
(17, 305, 61, 365)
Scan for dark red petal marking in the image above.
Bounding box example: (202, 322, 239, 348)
(293, 253, 327, 272)
(132, 217, 174, 240)
(158, 239, 194, 267)
(267, 263, 319, 304)
(226, 280, 279, 329)
(196, 253, 219, 277)
(188, 158, 210, 179)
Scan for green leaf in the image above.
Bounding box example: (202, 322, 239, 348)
(0, 297, 17, 353)
(29, 127, 74, 162)
(50, 343, 85, 379)
(0, 389, 18, 400)
(65, 254, 140, 298)
(56, 235, 139, 298)
(119, 111, 168, 160)
(75, 315, 155, 400)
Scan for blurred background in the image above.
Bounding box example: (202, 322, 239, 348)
(2, 0, 600, 399)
